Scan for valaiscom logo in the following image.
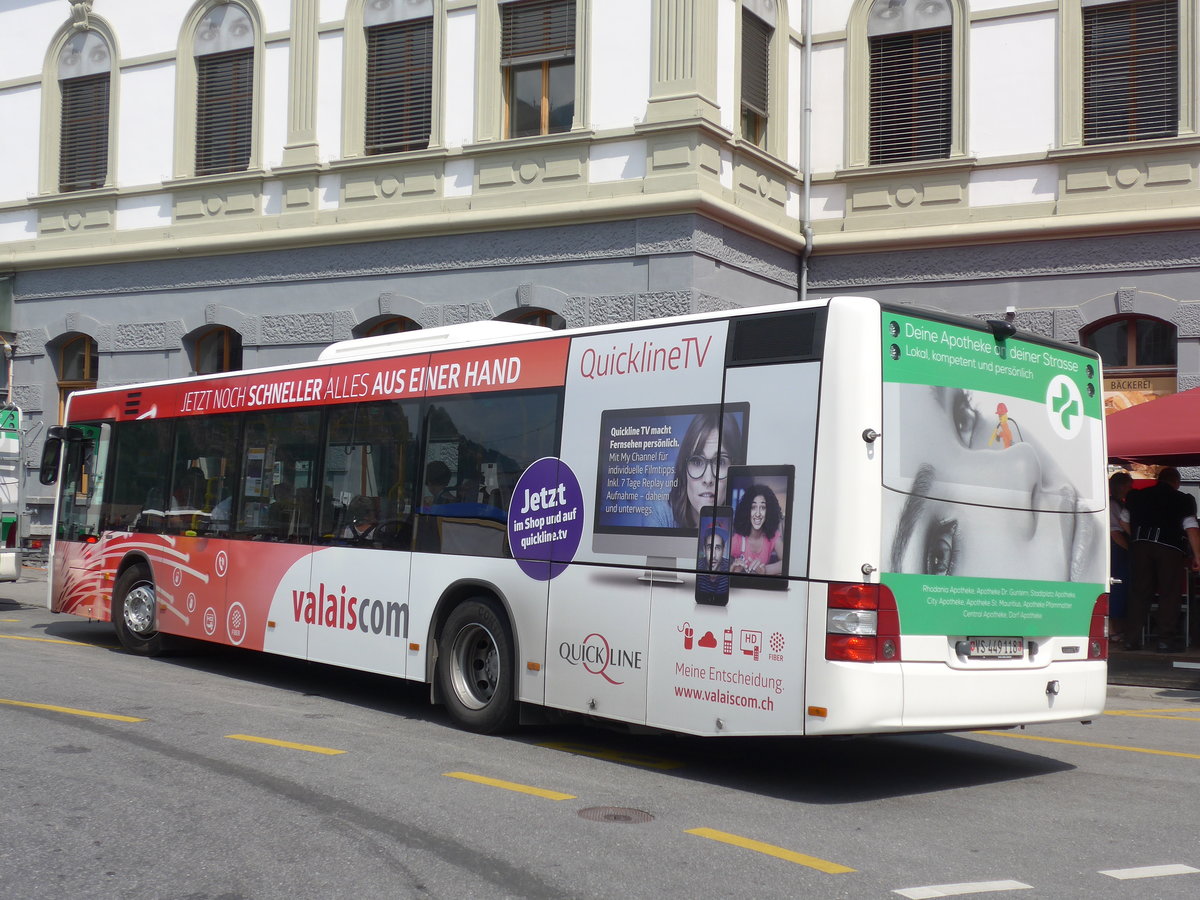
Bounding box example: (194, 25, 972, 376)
(292, 582, 409, 638)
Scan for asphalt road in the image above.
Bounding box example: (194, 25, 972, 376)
(4, 569, 1200, 899)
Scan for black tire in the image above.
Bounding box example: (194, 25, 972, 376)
(436, 597, 518, 734)
(112, 565, 166, 656)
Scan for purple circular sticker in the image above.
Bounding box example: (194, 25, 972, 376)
(508, 457, 584, 580)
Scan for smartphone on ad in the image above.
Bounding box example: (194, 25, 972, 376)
(695, 505, 732, 606)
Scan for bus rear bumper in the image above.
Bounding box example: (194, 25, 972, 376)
(804, 659, 1107, 735)
(898, 659, 1107, 731)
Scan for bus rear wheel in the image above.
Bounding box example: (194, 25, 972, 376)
(112, 565, 166, 656)
(436, 597, 518, 734)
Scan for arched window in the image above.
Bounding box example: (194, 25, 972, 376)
(57, 30, 112, 192)
(364, 0, 434, 155)
(57, 334, 99, 422)
(1061, 0, 1191, 148)
(847, 0, 966, 168)
(739, 0, 776, 150)
(189, 2, 257, 176)
(358, 316, 422, 337)
(192, 326, 243, 375)
(1082, 315, 1176, 373)
(498, 307, 565, 330)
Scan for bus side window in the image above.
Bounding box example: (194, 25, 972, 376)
(416, 389, 560, 557)
(166, 416, 239, 537)
(319, 400, 419, 549)
(235, 408, 321, 542)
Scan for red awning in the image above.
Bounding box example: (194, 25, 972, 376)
(1107, 387, 1200, 466)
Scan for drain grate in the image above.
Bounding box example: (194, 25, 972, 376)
(577, 806, 654, 824)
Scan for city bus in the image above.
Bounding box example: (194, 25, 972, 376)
(39, 297, 1110, 736)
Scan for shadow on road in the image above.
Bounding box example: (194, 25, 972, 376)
(39, 616, 1074, 805)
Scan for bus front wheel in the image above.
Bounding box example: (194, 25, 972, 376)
(436, 597, 518, 734)
(112, 565, 166, 656)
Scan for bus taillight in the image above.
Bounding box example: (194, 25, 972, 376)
(1088, 593, 1109, 660)
(825, 582, 901, 662)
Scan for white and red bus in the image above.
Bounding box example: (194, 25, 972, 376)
(41, 297, 1110, 736)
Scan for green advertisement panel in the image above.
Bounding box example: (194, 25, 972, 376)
(879, 311, 1107, 639)
(883, 573, 1099, 637)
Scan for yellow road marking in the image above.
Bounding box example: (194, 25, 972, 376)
(686, 827, 855, 873)
(225, 734, 346, 755)
(537, 741, 683, 770)
(1103, 711, 1200, 722)
(443, 771, 576, 800)
(975, 730, 1200, 760)
(0, 697, 145, 722)
(1107, 708, 1197, 714)
(0, 633, 98, 646)
(1, 618, 20, 622)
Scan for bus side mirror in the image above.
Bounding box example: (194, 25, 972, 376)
(39, 438, 62, 485)
(39, 426, 85, 485)
(48, 425, 84, 442)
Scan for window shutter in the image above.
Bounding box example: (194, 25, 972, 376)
(741, 10, 771, 118)
(869, 28, 952, 165)
(59, 73, 110, 192)
(195, 47, 253, 176)
(1083, 0, 1178, 145)
(365, 18, 433, 155)
(501, 0, 575, 65)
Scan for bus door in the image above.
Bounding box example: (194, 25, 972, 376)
(646, 309, 823, 735)
(48, 423, 110, 619)
(303, 388, 423, 678)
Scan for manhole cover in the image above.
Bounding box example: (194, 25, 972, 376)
(577, 806, 654, 824)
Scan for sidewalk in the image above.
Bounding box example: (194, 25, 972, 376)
(1108, 644, 1200, 691)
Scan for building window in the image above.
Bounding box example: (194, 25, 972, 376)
(498, 307, 565, 330)
(58, 31, 111, 192)
(1083, 0, 1178, 145)
(1083, 315, 1176, 372)
(57, 335, 99, 422)
(193, 326, 243, 375)
(365, 2, 434, 155)
(867, 0, 953, 165)
(194, 3, 255, 176)
(501, 0, 576, 138)
(740, 2, 773, 148)
(359, 316, 421, 337)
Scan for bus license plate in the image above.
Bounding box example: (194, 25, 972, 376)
(968, 637, 1023, 659)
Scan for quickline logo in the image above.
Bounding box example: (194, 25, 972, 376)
(1046, 374, 1083, 440)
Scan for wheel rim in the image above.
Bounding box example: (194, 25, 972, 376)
(448, 622, 500, 710)
(123, 583, 157, 636)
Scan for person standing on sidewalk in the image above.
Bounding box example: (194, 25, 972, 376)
(1125, 467, 1200, 652)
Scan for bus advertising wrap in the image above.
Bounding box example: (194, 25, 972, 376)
(880, 312, 1107, 638)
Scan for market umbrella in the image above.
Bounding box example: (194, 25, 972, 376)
(1106, 387, 1200, 466)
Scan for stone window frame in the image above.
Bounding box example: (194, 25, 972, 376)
(844, 0, 968, 170)
(171, 0, 266, 180)
(341, 0, 446, 159)
(1059, 0, 1195, 149)
(473, 0, 591, 143)
(38, 17, 120, 196)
